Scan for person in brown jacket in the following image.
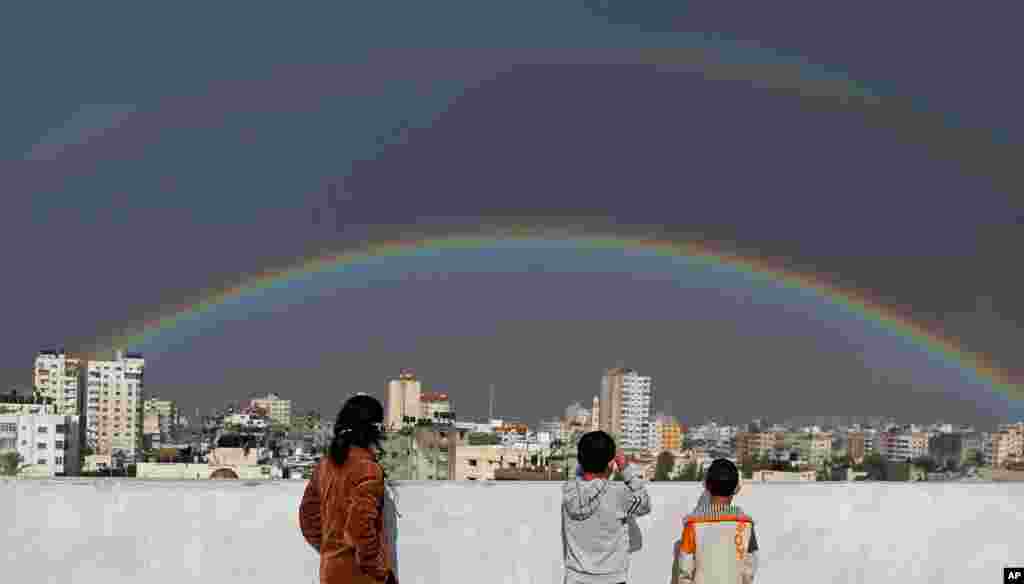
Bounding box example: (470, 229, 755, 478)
(300, 394, 397, 584)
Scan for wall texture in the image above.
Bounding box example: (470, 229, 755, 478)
(3, 479, 1023, 584)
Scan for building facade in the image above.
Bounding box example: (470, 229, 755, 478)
(386, 370, 422, 430)
(83, 352, 145, 460)
(879, 430, 928, 463)
(0, 413, 80, 476)
(420, 392, 451, 421)
(143, 398, 178, 438)
(599, 368, 652, 451)
(992, 423, 1024, 468)
(34, 350, 85, 417)
(653, 414, 682, 453)
(847, 431, 866, 463)
(249, 393, 292, 427)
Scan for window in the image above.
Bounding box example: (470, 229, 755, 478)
(56, 457, 63, 465)
(37, 458, 47, 465)
(55, 441, 64, 450)
(37, 442, 47, 449)
(468, 459, 478, 467)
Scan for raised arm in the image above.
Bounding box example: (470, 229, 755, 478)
(617, 455, 651, 518)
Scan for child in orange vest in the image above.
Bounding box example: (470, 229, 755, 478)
(676, 459, 758, 584)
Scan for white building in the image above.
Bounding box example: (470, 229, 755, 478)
(83, 352, 145, 460)
(386, 370, 422, 430)
(0, 413, 80, 476)
(618, 370, 652, 451)
(879, 430, 928, 463)
(33, 350, 85, 416)
(224, 413, 268, 430)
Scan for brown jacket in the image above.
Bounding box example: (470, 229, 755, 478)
(300, 448, 397, 584)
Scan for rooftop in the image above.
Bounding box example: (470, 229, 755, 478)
(4, 480, 1021, 582)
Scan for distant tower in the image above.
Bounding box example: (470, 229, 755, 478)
(386, 370, 422, 430)
(591, 395, 600, 431)
(489, 384, 495, 421)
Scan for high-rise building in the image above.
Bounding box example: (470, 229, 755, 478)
(249, 393, 292, 427)
(590, 396, 600, 431)
(599, 367, 652, 451)
(0, 413, 81, 477)
(386, 370, 422, 430)
(33, 350, 85, 417)
(82, 352, 145, 460)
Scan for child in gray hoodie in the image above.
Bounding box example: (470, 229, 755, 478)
(562, 431, 652, 584)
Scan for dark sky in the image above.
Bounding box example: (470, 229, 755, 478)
(2, 2, 1022, 429)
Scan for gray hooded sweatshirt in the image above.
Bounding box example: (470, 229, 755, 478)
(561, 464, 652, 584)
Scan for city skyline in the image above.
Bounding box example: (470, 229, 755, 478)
(14, 350, 1016, 433)
(3, 4, 1022, 428)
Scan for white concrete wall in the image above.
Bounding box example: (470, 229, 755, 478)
(2, 480, 1023, 584)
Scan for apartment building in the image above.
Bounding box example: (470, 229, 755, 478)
(455, 444, 530, 481)
(0, 413, 80, 476)
(386, 370, 421, 430)
(735, 431, 784, 461)
(33, 350, 85, 416)
(846, 431, 866, 463)
(420, 392, 451, 422)
(653, 414, 682, 453)
(879, 430, 928, 463)
(991, 422, 1024, 468)
(599, 367, 652, 451)
(249, 393, 292, 427)
(83, 352, 145, 460)
(143, 398, 178, 439)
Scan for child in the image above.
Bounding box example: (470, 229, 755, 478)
(676, 459, 759, 584)
(562, 431, 652, 584)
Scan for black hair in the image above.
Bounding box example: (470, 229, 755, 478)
(705, 458, 740, 497)
(576, 430, 616, 474)
(329, 394, 386, 466)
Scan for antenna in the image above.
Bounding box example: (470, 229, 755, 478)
(489, 385, 495, 420)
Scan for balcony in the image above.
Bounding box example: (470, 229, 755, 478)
(3, 479, 1020, 583)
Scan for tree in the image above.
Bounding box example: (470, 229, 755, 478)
(740, 456, 754, 480)
(0, 451, 29, 477)
(862, 452, 888, 480)
(816, 459, 831, 482)
(675, 462, 700, 481)
(912, 456, 937, 473)
(654, 451, 676, 481)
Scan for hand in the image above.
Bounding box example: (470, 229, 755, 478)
(613, 451, 626, 471)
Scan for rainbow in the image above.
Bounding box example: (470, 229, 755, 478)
(95, 233, 1020, 400)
